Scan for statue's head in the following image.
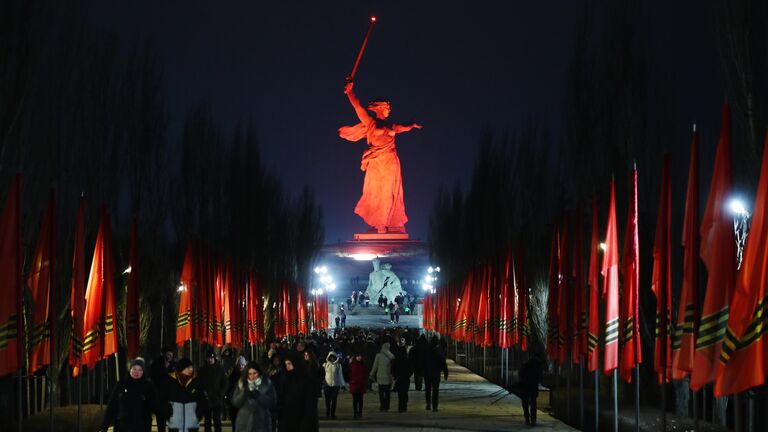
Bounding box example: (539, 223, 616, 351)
(381, 263, 392, 271)
(367, 99, 391, 119)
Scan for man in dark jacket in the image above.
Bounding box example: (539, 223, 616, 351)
(198, 350, 228, 432)
(100, 357, 158, 432)
(409, 335, 427, 391)
(165, 357, 207, 432)
(150, 347, 176, 432)
(392, 344, 413, 412)
(519, 355, 543, 425)
(422, 336, 448, 411)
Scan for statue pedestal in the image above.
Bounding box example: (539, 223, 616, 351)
(354, 232, 409, 241)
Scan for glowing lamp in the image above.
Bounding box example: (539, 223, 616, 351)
(350, 253, 377, 261)
(599, 242, 607, 251)
(729, 198, 749, 216)
(123, 266, 132, 274)
(371, 16, 376, 22)
(177, 284, 185, 292)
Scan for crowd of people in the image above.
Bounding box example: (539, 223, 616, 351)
(97, 326, 451, 432)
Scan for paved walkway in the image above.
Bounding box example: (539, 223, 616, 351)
(317, 360, 577, 431)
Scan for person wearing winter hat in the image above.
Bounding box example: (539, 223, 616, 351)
(165, 357, 207, 432)
(231, 362, 277, 432)
(198, 350, 227, 432)
(227, 355, 249, 428)
(151, 347, 177, 432)
(323, 352, 346, 419)
(100, 357, 158, 432)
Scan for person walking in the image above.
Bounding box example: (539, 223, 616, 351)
(227, 355, 248, 427)
(369, 342, 394, 411)
(409, 335, 427, 391)
(339, 308, 347, 329)
(231, 362, 277, 432)
(198, 350, 228, 432)
(323, 352, 346, 419)
(519, 355, 543, 425)
(150, 347, 177, 432)
(392, 344, 412, 412)
(280, 355, 319, 432)
(99, 357, 158, 432)
(423, 336, 448, 411)
(348, 353, 368, 419)
(166, 357, 207, 432)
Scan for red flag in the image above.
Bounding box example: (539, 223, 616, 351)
(547, 229, 560, 360)
(102, 213, 117, 359)
(691, 105, 735, 391)
(715, 131, 768, 396)
(499, 250, 512, 349)
(212, 264, 224, 346)
(620, 168, 642, 382)
(298, 288, 309, 334)
(0, 175, 21, 376)
(453, 274, 473, 341)
(176, 241, 194, 345)
(672, 130, 700, 380)
(652, 156, 673, 384)
(602, 180, 620, 374)
(28, 192, 56, 373)
(517, 246, 528, 352)
(572, 209, 586, 364)
(196, 248, 210, 344)
(587, 194, 601, 373)
(126, 220, 140, 358)
(223, 266, 233, 345)
(248, 272, 264, 343)
(475, 265, 492, 347)
(69, 198, 86, 376)
(82, 210, 116, 369)
(557, 222, 571, 365)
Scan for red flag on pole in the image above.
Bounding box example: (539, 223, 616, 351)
(557, 222, 571, 365)
(69, 198, 86, 376)
(715, 130, 768, 396)
(223, 266, 233, 345)
(603, 180, 620, 375)
(453, 274, 473, 341)
(672, 130, 700, 380)
(475, 265, 492, 347)
(28, 192, 55, 373)
(547, 229, 560, 361)
(82, 210, 112, 369)
(620, 168, 642, 382)
(652, 156, 672, 384)
(517, 246, 529, 352)
(101, 212, 117, 359)
(176, 241, 194, 345)
(0, 175, 21, 377)
(572, 209, 586, 364)
(587, 194, 601, 373)
(691, 105, 735, 391)
(126, 219, 140, 358)
(499, 249, 512, 349)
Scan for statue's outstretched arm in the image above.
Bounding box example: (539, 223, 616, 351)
(344, 82, 372, 124)
(394, 123, 423, 134)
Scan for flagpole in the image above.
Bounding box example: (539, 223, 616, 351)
(661, 370, 667, 431)
(49, 191, 56, 432)
(634, 364, 640, 432)
(692, 388, 699, 432)
(580, 356, 585, 430)
(567, 359, 572, 423)
(613, 370, 618, 432)
(595, 370, 599, 432)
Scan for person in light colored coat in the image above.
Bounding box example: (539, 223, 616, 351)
(322, 352, 346, 418)
(231, 362, 277, 432)
(369, 342, 394, 411)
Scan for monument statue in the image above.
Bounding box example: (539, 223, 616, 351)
(364, 259, 405, 304)
(339, 81, 422, 234)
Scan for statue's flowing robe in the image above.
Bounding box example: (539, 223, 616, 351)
(339, 119, 408, 229)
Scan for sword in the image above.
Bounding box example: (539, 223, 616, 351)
(347, 16, 377, 82)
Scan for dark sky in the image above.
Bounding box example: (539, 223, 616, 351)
(87, 1, 722, 244)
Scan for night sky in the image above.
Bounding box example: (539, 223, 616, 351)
(86, 0, 722, 244)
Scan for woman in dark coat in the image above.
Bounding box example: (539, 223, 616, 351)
(231, 362, 277, 432)
(391, 345, 413, 412)
(100, 358, 158, 432)
(279, 355, 318, 432)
